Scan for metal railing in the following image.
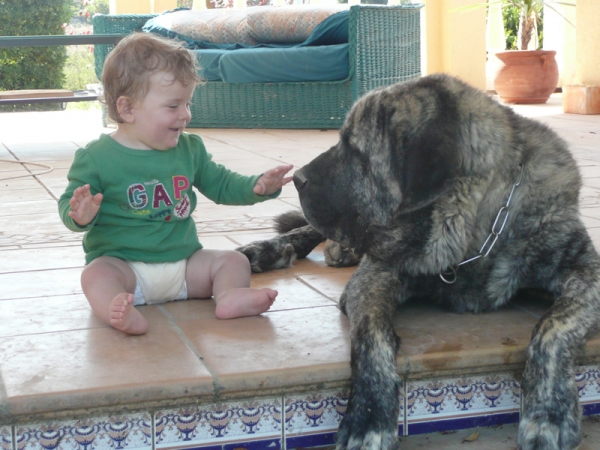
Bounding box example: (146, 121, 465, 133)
(0, 34, 125, 106)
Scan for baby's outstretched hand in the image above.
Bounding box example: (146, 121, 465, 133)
(68, 184, 103, 226)
(254, 164, 294, 196)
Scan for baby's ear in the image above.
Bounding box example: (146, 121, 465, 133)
(116, 96, 135, 123)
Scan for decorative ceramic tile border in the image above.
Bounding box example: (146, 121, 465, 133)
(577, 365, 600, 416)
(15, 414, 151, 450)
(1, 426, 12, 450)
(284, 387, 404, 448)
(6, 365, 600, 450)
(155, 397, 282, 450)
(284, 389, 347, 449)
(406, 373, 521, 435)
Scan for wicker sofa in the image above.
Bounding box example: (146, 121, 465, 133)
(93, 4, 423, 129)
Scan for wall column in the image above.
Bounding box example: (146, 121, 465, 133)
(423, 0, 487, 91)
(562, 0, 600, 114)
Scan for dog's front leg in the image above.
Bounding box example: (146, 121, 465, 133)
(337, 257, 405, 450)
(518, 264, 600, 450)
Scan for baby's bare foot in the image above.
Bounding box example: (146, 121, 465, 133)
(109, 293, 148, 335)
(215, 288, 277, 319)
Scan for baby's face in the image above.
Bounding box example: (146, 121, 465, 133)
(128, 71, 196, 151)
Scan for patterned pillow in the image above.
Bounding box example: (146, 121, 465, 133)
(143, 6, 348, 46)
(145, 8, 257, 45)
(246, 6, 347, 44)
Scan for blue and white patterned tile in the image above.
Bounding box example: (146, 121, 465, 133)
(15, 414, 151, 450)
(1, 426, 12, 450)
(576, 365, 600, 415)
(406, 373, 520, 435)
(284, 388, 403, 447)
(284, 389, 349, 449)
(155, 397, 282, 449)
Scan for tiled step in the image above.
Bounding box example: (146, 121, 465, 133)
(2, 292, 599, 450)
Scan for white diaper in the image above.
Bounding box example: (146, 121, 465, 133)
(128, 260, 188, 305)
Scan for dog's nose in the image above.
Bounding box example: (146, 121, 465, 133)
(293, 170, 308, 190)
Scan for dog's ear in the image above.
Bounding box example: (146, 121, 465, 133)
(396, 124, 460, 214)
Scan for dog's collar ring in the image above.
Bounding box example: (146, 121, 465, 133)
(440, 266, 458, 284)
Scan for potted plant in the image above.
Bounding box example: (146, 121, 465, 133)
(492, 0, 575, 104)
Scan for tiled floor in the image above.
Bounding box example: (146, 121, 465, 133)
(1, 96, 600, 449)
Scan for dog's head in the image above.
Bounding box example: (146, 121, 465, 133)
(294, 75, 486, 251)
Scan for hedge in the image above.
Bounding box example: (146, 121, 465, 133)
(0, 0, 72, 111)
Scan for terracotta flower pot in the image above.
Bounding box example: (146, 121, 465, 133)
(493, 50, 559, 104)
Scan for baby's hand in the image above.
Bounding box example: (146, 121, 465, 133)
(254, 164, 294, 196)
(68, 184, 103, 226)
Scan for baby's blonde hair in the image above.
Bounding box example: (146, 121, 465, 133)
(102, 32, 201, 123)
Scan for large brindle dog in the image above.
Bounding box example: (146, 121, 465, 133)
(237, 74, 600, 449)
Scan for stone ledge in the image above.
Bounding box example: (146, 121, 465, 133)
(563, 85, 600, 115)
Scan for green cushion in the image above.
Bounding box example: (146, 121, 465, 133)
(217, 43, 349, 83)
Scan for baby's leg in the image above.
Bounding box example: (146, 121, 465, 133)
(186, 249, 277, 319)
(81, 256, 148, 334)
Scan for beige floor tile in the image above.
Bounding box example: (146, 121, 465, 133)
(176, 305, 352, 394)
(6, 142, 79, 161)
(1, 178, 49, 192)
(159, 297, 218, 321)
(394, 300, 551, 375)
(0, 186, 54, 202)
(31, 158, 76, 170)
(252, 273, 338, 310)
(298, 267, 357, 302)
(0, 307, 213, 416)
(0, 267, 82, 300)
(0, 200, 59, 217)
(0, 212, 64, 232)
(580, 215, 600, 229)
(159, 273, 339, 319)
(0, 159, 27, 172)
(0, 294, 104, 337)
(191, 201, 292, 222)
(580, 166, 600, 179)
(197, 234, 241, 250)
(0, 246, 85, 272)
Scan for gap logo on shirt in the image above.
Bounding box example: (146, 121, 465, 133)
(127, 176, 191, 221)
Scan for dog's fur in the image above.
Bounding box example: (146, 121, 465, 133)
(236, 74, 600, 449)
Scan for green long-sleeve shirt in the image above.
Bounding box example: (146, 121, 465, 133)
(59, 133, 278, 264)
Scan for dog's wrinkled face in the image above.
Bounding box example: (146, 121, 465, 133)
(294, 81, 462, 251)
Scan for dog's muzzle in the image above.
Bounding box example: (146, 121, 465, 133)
(293, 169, 308, 191)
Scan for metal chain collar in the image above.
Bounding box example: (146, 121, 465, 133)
(439, 164, 524, 285)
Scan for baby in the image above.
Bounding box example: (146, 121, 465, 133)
(58, 32, 293, 335)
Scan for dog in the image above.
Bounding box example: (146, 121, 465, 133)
(236, 73, 600, 449)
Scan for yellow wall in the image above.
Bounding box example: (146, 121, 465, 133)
(550, 0, 600, 114)
(543, 2, 576, 87)
(575, 0, 600, 86)
(424, 0, 487, 91)
(110, 0, 177, 14)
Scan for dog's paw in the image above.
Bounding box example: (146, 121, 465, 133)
(324, 239, 362, 267)
(236, 241, 296, 273)
(517, 416, 582, 450)
(336, 401, 400, 450)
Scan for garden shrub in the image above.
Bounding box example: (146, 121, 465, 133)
(0, 0, 72, 111)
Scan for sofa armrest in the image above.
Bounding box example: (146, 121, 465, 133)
(349, 4, 423, 100)
(93, 14, 157, 80)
